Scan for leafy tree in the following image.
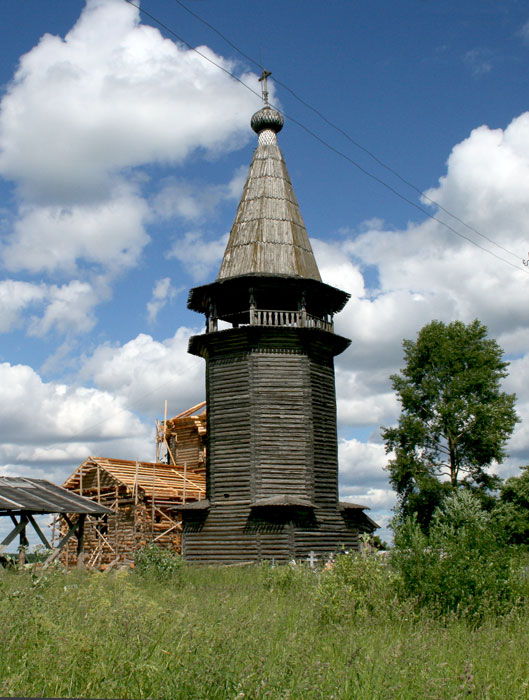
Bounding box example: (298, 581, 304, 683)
(382, 319, 518, 530)
(493, 466, 529, 545)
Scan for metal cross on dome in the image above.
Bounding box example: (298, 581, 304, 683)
(259, 69, 272, 106)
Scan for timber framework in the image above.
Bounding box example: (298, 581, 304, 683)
(59, 456, 205, 569)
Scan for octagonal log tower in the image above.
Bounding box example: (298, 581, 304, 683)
(182, 92, 377, 563)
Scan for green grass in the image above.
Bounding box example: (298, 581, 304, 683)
(1, 562, 529, 699)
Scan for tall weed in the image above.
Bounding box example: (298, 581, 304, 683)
(1, 563, 529, 698)
(316, 552, 395, 622)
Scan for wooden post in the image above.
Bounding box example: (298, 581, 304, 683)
(0, 516, 27, 555)
(183, 462, 187, 504)
(27, 514, 52, 550)
(114, 486, 119, 560)
(43, 516, 81, 569)
(163, 400, 169, 463)
(18, 513, 29, 567)
(133, 460, 139, 546)
(151, 462, 156, 541)
(51, 514, 56, 550)
(77, 514, 86, 568)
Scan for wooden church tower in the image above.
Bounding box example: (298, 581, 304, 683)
(181, 74, 377, 563)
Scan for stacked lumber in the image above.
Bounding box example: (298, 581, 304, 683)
(162, 402, 207, 476)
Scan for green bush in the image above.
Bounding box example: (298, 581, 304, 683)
(392, 490, 520, 618)
(316, 551, 395, 622)
(133, 544, 183, 581)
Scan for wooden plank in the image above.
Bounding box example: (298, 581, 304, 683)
(0, 516, 27, 554)
(43, 517, 81, 568)
(27, 514, 52, 550)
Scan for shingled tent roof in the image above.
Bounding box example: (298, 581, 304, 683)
(217, 105, 321, 281)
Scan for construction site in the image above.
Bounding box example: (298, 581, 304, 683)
(56, 402, 207, 569)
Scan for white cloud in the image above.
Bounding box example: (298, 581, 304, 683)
(166, 231, 229, 282)
(2, 187, 149, 275)
(338, 438, 396, 540)
(146, 277, 178, 323)
(311, 238, 366, 297)
(0, 280, 46, 332)
(80, 328, 205, 417)
(339, 438, 388, 487)
(153, 166, 247, 223)
(0, 361, 147, 445)
(0, 0, 261, 203)
(320, 111, 529, 502)
(0, 279, 108, 338)
(28, 280, 102, 336)
(463, 49, 492, 76)
(0, 358, 155, 495)
(517, 19, 529, 45)
(0, 0, 265, 344)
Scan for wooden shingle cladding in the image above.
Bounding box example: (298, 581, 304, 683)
(217, 140, 322, 281)
(60, 457, 205, 568)
(182, 101, 378, 563)
(182, 504, 364, 564)
(184, 325, 376, 564)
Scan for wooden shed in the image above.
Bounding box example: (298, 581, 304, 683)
(0, 475, 113, 568)
(60, 457, 205, 568)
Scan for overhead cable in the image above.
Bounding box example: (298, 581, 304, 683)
(169, 0, 522, 264)
(124, 0, 528, 275)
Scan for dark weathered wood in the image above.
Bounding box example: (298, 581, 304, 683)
(0, 516, 28, 554)
(182, 104, 376, 563)
(184, 323, 368, 563)
(27, 513, 52, 550)
(76, 513, 86, 569)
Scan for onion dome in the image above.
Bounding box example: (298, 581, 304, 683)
(251, 105, 284, 134)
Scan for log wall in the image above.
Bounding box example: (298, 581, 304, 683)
(60, 486, 182, 569)
(167, 423, 206, 475)
(184, 325, 361, 563)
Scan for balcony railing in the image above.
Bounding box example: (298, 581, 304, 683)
(207, 309, 333, 333)
(251, 308, 333, 331)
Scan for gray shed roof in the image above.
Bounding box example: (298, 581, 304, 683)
(0, 476, 113, 516)
(217, 111, 322, 281)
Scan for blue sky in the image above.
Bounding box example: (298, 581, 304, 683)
(2, 0, 529, 543)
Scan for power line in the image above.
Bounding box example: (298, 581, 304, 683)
(168, 0, 522, 265)
(124, 0, 529, 275)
